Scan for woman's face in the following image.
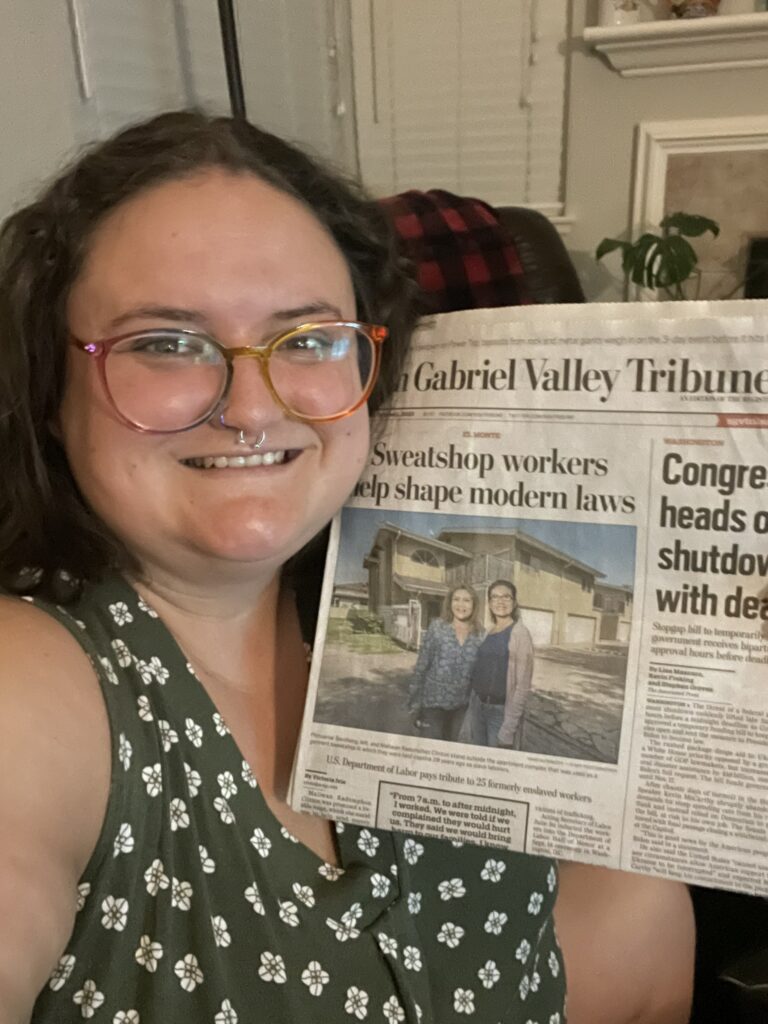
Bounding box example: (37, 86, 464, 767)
(450, 589, 474, 622)
(60, 170, 369, 580)
(489, 586, 516, 619)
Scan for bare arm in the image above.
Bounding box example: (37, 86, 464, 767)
(0, 598, 109, 1024)
(497, 623, 533, 746)
(555, 862, 694, 1024)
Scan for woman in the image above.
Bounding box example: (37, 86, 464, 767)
(464, 580, 532, 749)
(0, 112, 566, 1023)
(408, 585, 483, 741)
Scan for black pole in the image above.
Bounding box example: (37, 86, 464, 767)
(217, 0, 247, 119)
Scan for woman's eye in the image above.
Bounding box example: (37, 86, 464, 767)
(131, 335, 202, 356)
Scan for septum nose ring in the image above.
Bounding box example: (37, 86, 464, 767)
(219, 412, 265, 449)
(237, 429, 266, 449)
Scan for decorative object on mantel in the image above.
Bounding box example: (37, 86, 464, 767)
(596, 212, 720, 299)
(599, 0, 641, 25)
(669, 0, 721, 16)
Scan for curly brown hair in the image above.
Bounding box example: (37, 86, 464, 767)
(0, 110, 418, 600)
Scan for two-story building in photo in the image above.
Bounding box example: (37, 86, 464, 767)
(361, 523, 632, 649)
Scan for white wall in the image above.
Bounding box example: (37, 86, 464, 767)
(0, 0, 80, 220)
(566, 0, 768, 299)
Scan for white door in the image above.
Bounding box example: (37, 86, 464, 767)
(565, 614, 596, 645)
(520, 608, 554, 647)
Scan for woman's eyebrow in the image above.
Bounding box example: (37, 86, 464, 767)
(107, 301, 344, 332)
(107, 305, 210, 330)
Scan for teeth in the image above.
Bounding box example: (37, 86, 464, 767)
(185, 451, 288, 469)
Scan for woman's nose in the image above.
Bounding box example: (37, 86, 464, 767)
(217, 353, 285, 430)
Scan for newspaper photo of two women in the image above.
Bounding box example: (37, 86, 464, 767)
(311, 507, 635, 765)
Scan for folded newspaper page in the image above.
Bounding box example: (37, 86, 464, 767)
(290, 300, 768, 895)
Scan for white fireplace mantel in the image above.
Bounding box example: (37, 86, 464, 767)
(583, 12, 768, 76)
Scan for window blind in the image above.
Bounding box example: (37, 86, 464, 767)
(350, 0, 568, 212)
(70, 0, 229, 142)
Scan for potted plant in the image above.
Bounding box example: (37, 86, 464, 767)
(596, 211, 720, 299)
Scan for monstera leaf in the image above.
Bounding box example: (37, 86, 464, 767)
(596, 212, 720, 298)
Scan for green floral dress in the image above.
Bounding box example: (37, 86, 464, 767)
(27, 574, 566, 1023)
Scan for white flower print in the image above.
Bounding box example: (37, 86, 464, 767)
(402, 838, 424, 865)
(213, 712, 230, 736)
(438, 878, 466, 901)
(171, 878, 193, 911)
(478, 959, 501, 989)
(548, 950, 560, 978)
(133, 659, 155, 687)
(382, 994, 405, 1023)
(335, 821, 346, 834)
(169, 797, 190, 831)
(112, 638, 132, 668)
(141, 764, 163, 798)
(137, 595, 159, 618)
(450, 840, 464, 848)
(278, 900, 300, 927)
(245, 883, 265, 915)
(240, 759, 257, 787)
(136, 695, 153, 722)
(101, 895, 129, 931)
(135, 935, 163, 973)
(519, 974, 530, 1001)
(174, 954, 204, 992)
(217, 770, 237, 799)
(549, 1014, 562, 1024)
(530, 970, 541, 994)
(301, 960, 329, 996)
(280, 826, 299, 844)
(292, 882, 315, 907)
(344, 986, 369, 1019)
(453, 988, 475, 1015)
(407, 892, 422, 915)
(370, 873, 391, 898)
(249, 828, 272, 857)
(343, 902, 363, 923)
(113, 822, 134, 857)
(516, 938, 532, 963)
(377, 933, 398, 958)
(481, 858, 506, 883)
(73, 979, 105, 1018)
(113, 1012, 140, 1024)
(484, 910, 508, 936)
(146, 656, 169, 685)
(547, 865, 557, 893)
(356, 829, 379, 857)
(415, 1005, 423, 1022)
(402, 946, 422, 971)
(157, 719, 179, 752)
(77, 882, 91, 912)
(437, 922, 465, 948)
(528, 892, 544, 915)
(215, 1000, 238, 1024)
(109, 601, 133, 626)
(144, 859, 169, 896)
(325, 916, 360, 942)
(185, 717, 204, 747)
(213, 796, 236, 825)
(118, 734, 132, 771)
(99, 657, 119, 686)
(318, 862, 344, 881)
(49, 953, 76, 991)
(199, 845, 216, 874)
(258, 951, 287, 984)
(390, 863, 398, 877)
(184, 762, 202, 798)
(211, 915, 231, 947)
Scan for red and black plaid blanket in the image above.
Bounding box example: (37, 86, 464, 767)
(379, 189, 532, 314)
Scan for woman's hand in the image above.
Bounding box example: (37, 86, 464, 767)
(555, 862, 694, 1024)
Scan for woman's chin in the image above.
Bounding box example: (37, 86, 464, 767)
(186, 505, 314, 569)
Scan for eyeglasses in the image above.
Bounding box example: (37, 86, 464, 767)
(489, 593, 514, 602)
(70, 320, 388, 433)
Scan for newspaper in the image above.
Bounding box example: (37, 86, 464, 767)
(289, 300, 768, 896)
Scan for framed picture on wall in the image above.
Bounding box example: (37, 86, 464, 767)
(631, 115, 768, 300)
